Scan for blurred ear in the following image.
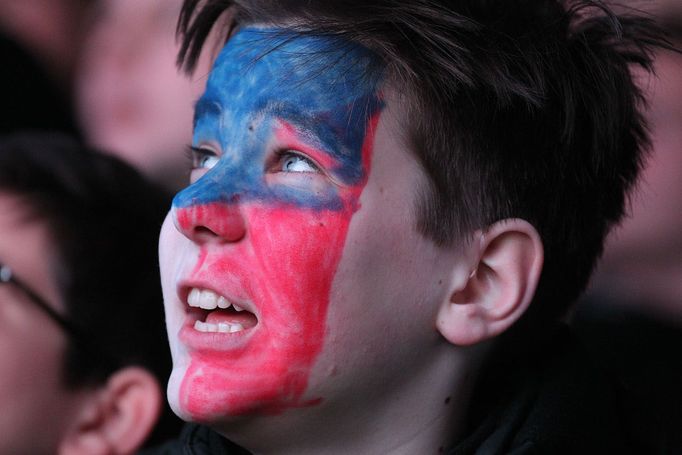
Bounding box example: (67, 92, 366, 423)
(436, 219, 543, 346)
(59, 367, 162, 455)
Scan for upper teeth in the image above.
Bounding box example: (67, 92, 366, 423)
(187, 288, 245, 311)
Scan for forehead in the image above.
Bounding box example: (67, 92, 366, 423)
(181, 27, 386, 209)
(198, 27, 380, 116)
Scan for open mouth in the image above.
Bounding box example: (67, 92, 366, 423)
(187, 288, 258, 334)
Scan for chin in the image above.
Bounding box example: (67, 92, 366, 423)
(167, 359, 210, 423)
(167, 369, 187, 421)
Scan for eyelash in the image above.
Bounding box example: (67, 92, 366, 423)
(187, 145, 219, 170)
(185, 145, 322, 175)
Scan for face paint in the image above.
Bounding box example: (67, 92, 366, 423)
(169, 27, 384, 419)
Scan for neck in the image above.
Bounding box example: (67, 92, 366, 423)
(214, 343, 487, 455)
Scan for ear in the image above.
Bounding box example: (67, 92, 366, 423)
(436, 219, 543, 346)
(59, 367, 162, 455)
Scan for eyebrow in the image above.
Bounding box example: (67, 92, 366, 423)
(266, 103, 340, 153)
(193, 98, 223, 129)
(193, 97, 361, 170)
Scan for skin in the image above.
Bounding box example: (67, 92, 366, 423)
(76, 0, 207, 189)
(160, 27, 475, 452)
(0, 193, 85, 454)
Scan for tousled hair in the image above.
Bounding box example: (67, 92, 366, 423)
(176, 0, 670, 330)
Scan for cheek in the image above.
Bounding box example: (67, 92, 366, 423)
(247, 203, 352, 334)
(0, 323, 70, 445)
(0, 296, 67, 386)
(178, 203, 358, 418)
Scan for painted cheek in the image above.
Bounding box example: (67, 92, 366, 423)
(177, 203, 356, 417)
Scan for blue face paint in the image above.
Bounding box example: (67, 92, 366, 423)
(173, 27, 384, 211)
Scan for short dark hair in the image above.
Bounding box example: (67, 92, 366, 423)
(176, 0, 669, 329)
(0, 132, 171, 388)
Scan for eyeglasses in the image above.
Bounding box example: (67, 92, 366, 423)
(0, 262, 82, 339)
(1, 261, 121, 377)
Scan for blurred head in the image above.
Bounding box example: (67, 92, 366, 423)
(0, 133, 174, 454)
(0, 35, 79, 136)
(76, 0, 210, 190)
(591, 31, 682, 314)
(0, 0, 91, 88)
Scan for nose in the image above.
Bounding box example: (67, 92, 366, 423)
(172, 199, 246, 244)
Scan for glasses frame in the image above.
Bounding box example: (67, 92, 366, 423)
(1, 262, 83, 339)
(1, 262, 122, 380)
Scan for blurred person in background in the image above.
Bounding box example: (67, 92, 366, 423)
(0, 35, 80, 135)
(588, 7, 682, 322)
(0, 0, 90, 95)
(0, 0, 88, 135)
(0, 133, 179, 454)
(573, 3, 682, 452)
(75, 0, 214, 191)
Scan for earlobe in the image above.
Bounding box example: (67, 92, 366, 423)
(436, 219, 543, 346)
(59, 367, 163, 455)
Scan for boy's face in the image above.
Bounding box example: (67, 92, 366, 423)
(160, 27, 457, 423)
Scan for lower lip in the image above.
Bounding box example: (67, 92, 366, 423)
(179, 316, 255, 352)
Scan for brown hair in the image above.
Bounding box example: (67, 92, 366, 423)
(176, 0, 669, 328)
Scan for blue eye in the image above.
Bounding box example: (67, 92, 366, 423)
(279, 151, 319, 173)
(191, 147, 220, 170)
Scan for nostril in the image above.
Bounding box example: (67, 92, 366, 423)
(193, 225, 219, 241)
(195, 226, 214, 234)
(174, 203, 247, 243)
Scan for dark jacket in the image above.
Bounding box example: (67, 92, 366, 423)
(139, 424, 244, 455)
(142, 325, 638, 454)
(450, 324, 639, 454)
